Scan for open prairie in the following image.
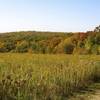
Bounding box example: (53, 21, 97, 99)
(0, 54, 100, 100)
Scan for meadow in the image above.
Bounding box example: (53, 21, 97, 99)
(0, 54, 100, 100)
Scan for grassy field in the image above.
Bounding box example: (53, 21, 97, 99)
(0, 54, 100, 100)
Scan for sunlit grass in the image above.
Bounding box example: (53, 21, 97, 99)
(0, 53, 100, 100)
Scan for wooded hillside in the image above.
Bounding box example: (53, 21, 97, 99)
(0, 26, 100, 54)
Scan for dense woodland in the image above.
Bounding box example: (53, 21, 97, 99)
(0, 25, 100, 54)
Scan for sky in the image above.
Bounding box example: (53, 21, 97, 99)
(0, 0, 100, 32)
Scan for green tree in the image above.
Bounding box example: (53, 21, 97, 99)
(94, 25, 100, 32)
(4, 41, 16, 52)
(64, 43, 74, 54)
(16, 41, 29, 53)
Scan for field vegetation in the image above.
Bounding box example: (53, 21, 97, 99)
(0, 54, 100, 100)
(0, 25, 100, 54)
(0, 25, 100, 100)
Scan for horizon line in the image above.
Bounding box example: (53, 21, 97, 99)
(0, 29, 92, 34)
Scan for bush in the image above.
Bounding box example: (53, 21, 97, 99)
(16, 41, 29, 53)
(64, 43, 74, 54)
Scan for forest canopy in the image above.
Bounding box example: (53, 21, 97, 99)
(0, 26, 100, 54)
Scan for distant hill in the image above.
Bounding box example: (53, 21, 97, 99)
(0, 28, 100, 54)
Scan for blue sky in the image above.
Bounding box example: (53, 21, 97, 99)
(0, 0, 100, 32)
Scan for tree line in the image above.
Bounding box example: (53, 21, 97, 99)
(0, 26, 100, 54)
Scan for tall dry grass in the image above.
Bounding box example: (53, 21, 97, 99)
(0, 54, 100, 100)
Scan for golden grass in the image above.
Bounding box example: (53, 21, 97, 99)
(0, 53, 100, 100)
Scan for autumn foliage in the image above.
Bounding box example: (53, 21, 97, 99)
(0, 26, 100, 54)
